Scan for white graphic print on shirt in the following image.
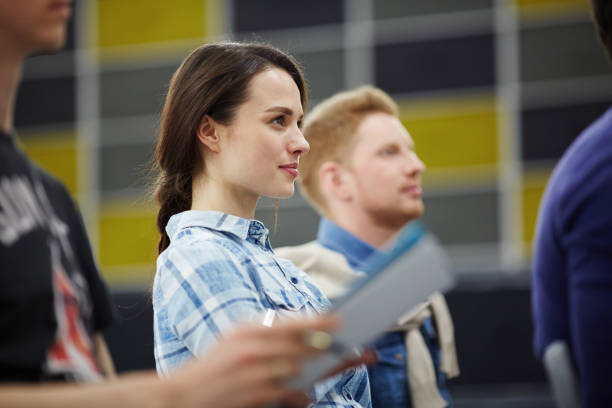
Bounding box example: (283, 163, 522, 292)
(0, 175, 101, 381)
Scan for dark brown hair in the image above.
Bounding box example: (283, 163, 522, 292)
(592, 0, 612, 61)
(154, 42, 308, 254)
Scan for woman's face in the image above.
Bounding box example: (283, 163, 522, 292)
(213, 67, 309, 201)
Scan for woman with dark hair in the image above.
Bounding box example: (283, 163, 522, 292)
(0, 2, 368, 407)
(152, 42, 372, 407)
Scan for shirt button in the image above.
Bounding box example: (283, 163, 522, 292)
(290, 277, 298, 284)
(345, 393, 353, 400)
(395, 353, 403, 361)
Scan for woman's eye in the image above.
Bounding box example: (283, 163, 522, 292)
(272, 116, 286, 126)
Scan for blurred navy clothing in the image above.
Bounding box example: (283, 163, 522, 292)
(317, 218, 452, 408)
(532, 107, 612, 407)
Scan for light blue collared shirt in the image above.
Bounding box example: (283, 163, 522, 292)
(316, 218, 452, 408)
(153, 211, 371, 407)
(317, 218, 381, 270)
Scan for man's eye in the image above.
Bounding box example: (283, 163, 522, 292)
(381, 147, 398, 156)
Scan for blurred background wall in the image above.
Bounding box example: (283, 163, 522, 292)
(15, 0, 611, 405)
(17, 0, 611, 286)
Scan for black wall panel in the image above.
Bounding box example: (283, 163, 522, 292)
(375, 34, 495, 94)
(233, 0, 343, 32)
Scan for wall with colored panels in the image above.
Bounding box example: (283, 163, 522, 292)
(14, 0, 611, 286)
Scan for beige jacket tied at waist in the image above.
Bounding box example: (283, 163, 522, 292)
(276, 240, 459, 408)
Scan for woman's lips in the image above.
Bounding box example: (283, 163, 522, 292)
(279, 163, 298, 178)
(280, 167, 298, 178)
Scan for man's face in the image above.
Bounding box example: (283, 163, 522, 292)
(0, 0, 71, 56)
(344, 112, 425, 229)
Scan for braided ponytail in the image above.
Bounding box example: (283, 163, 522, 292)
(155, 172, 192, 254)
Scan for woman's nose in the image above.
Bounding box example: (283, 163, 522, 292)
(290, 129, 310, 155)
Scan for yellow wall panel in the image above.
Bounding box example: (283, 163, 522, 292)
(399, 97, 498, 171)
(514, 0, 589, 19)
(515, 0, 587, 5)
(97, 0, 207, 48)
(98, 204, 158, 269)
(20, 132, 78, 195)
(521, 169, 552, 244)
(522, 185, 545, 245)
(100, 265, 155, 287)
(421, 166, 498, 191)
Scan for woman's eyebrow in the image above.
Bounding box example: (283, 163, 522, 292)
(265, 106, 303, 119)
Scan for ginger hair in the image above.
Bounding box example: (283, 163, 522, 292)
(298, 86, 397, 215)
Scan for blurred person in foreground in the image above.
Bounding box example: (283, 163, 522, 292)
(531, 1, 612, 407)
(276, 86, 459, 408)
(0, 1, 370, 407)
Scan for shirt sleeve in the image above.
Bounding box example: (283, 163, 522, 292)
(58, 178, 116, 333)
(156, 241, 266, 356)
(532, 190, 570, 358)
(564, 178, 612, 407)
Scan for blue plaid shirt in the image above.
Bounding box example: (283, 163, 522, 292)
(153, 210, 371, 407)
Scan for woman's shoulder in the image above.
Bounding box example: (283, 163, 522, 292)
(161, 227, 243, 263)
(155, 229, 255, 293)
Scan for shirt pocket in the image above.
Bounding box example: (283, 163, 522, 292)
(371, 332, 407, 369)
(263, 287, 308, 313)
(275, 258, 331, 314)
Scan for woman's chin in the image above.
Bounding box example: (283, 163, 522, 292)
(267, 186, 295, 199)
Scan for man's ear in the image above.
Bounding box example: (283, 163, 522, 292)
(197, 115, 221, 153)
(319, 161, 352, 202)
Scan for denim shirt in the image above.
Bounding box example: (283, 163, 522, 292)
(153, 211, 371, 407)
(317, 218, 451, 408)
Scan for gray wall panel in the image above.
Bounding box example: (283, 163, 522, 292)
(374, 0, 492, 19)
(295, 49, 345, 101)
(100, 116, 159, 146)
(100, 66, 177, 118)
(521, 21, 610, 82)
(255, 206, 321, 248)
(421, 191, 499, 245)
(100, 143, 154, 193)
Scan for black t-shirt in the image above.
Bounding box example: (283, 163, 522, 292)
(0, 131, 115, 382)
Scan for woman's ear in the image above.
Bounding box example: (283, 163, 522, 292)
(197, 115, 221, 153)
(319, 161, 353, 202)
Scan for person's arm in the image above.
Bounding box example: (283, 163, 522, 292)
(565, 184, 612, 407)
(0, 372, 168, 408)
(0, 316, 362, 408)
(93, 333, 116, 380)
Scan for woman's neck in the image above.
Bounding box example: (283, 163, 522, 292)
(191, 173, 259, 220)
